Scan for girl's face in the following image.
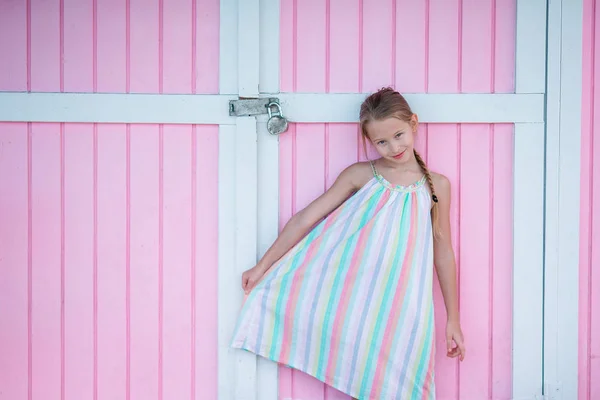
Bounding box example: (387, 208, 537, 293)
(365, 115, 418, 164)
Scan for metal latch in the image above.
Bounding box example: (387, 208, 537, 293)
(229, 98, 289, 135)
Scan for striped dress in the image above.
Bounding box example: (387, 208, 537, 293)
(230, 162, 436, 400)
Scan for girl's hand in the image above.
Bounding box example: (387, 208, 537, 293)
(446, 320, 466, 361)
(241, 265, 267, 294)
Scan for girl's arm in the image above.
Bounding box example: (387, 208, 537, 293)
(432, 173, 465, 361)
(242, 163, 367, 292)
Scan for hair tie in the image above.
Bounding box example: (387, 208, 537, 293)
(432, 194, 438, 203)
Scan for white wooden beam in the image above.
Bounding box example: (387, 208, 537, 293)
(515, 0, 548, 93)
(256, 0, 280, 398)
(513, 0, 548, 397)
(233, 117, 259, 400)
(544, 0, 583, 399)
(513, 123, 545, 400)
(0, 92, 544, 124)
(238, 0, 260, 97)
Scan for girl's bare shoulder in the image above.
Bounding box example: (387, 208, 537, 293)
(430, 171, 451, 198)
(336, 161, 376, 190)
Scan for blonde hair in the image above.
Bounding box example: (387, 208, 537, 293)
(359, 87, 440, 237)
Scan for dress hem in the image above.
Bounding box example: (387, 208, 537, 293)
(230, 341, 363, 400)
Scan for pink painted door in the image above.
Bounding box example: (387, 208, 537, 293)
(0, 1, 221, 399)
(277, 1, 516, 399)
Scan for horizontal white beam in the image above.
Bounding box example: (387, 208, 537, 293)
(278, 93, 544, 123)
(0, 92, 544, 124)
(0, 92, 238, 124)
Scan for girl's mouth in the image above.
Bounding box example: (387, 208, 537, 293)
(393, 150, 406, 159)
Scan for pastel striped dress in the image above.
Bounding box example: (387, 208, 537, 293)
(231, 162, 436, 400)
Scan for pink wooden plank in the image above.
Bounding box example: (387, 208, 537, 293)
(0, 123, 29, 399)
(162, 125, 193, 399)
(296, 0, 326, 92)
(428, 0, 460, 92)
(395, 0, 427, 92)
(492, 125, 513, 399)
(30, 0, 60, 91)
(329, 0, 359, 93)
(292, 124, 327, 399)
(97, 124, 128, 400)
(427, 125, 460, 399)
(581, 2, 598, 398)
(362, 0, 394, 92)
(494, 0, 516, 92)
(590, 19, 600, 395)
(96, 0, 127, 92)
(194, 0, 220, 94)
(458, 125, 492, 398)
(280, 0, 295, 93)
(163, 0, 192, 93)
(461, 0, 493, 92)
(0, 2, 27, 91)
(63, 0, 93, 91)
(580, 2, 595, 398)
(129, 126, 160, 400)
(31, 124, 62, 400)
(194, 126, 219, 400)
(64, 125, 95, 399)
(326, 124, 359, 189)
(130, 0, 159, 93)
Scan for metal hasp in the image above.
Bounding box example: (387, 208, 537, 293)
(229, 97, 289, 135)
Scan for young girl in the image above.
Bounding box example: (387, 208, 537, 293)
(230, 87, 465, 400)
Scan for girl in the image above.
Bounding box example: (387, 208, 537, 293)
(230, 87, 465, 400)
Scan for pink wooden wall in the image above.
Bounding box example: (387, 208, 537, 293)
(0, 1, 220, 399)
(278, 1, 516, 399)
(580, 0, 600, 398)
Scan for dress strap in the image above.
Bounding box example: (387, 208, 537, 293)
(369, 160, 378, 177)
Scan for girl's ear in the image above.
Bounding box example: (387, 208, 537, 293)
(410, 113, 419, 132)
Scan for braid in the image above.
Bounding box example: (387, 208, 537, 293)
(414, 150, 441, 237)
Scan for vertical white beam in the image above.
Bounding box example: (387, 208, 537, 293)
(515, 0, 548, 93)
(233, 117, 259, 400)
(220, 0, 238, 95)
(256, 0, 281, 399)
(514, 1, 548, 398)
(543, 0, 562, 396)
(217, 125, 237, 400)
(259, 0, 280, 94)
(513, 123, 545, 399)
(239, 0, 260, 97)
(256, 117, 279, 400)
(544, 0, 584, 399)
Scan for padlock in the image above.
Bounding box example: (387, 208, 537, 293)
(266, 101, 289, 135)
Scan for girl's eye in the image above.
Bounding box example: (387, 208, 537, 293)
(377, 141, 385, 145)
(396, 132, 403, 137)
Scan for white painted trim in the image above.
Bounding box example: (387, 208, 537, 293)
(278, 93, 545, 123)
(513, 0, 548, 397)
(217, 124, 237, 400)
(256, 114, 279, 400)
(220, 0, 238, 94)
(515, 0, 548, 93)
(544, 1, 583, 399)
(238, 0, 260, 97)
(233, 117, 259, 400)
(513, 123, 545, 399)
(0, 92, 238, 124)
(259, 0, 280, 94)
(543, 0, 562, 395)
(0, 92, 544, 124)
(256, 0, 280, 398)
